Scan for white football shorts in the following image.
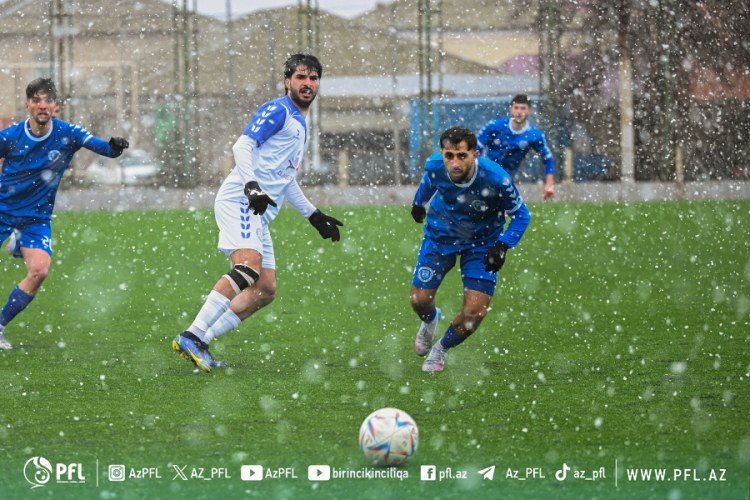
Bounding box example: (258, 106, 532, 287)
(214, 197, 276, 269)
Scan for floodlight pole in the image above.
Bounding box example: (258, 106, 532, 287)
(297, 0, 321, 176)
(390, 3, 402, 185)
(418, 0, 435, 166)
(50, 0, 76, 119)
(171, 0, 199, 186)
(618, 1, 635, 183)
(226, 0, 236, 95)
(539, 0, 561, 177)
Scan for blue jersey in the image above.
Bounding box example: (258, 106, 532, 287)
(0, 118, 120, 219)
(477, 118, 554, 176)
(413, 154, 531, 252)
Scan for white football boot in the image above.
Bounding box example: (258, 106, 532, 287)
(0, 331, 12, 350)
(422, 343, 447, 373)
(414, 308, 441, 356)
(3, 229, 19, 256)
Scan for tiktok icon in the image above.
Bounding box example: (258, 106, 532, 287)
(556, 463, 570, 481)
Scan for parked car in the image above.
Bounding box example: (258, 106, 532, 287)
(84, 149, 159, 185)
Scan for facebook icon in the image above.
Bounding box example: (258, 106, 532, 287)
(420, 465, 437, 481)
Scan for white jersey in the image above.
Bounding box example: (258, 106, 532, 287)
(215, 95, 316, 223)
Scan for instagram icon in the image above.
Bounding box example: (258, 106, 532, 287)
(108, 464, 126, 482)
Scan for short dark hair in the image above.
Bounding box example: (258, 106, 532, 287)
(283, 54, 323, 80)
(439, 126, 477, 150)
(511, 94, 531, 106)
(26, 78, 58, 101)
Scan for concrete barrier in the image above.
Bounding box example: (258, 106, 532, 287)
(54, 181, 750, 212)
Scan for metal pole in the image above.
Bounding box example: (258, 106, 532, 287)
(417, 0, 425, 164)
(659, 0, 675, 180)
(310, 0, 321, 176)
(266, 12, 275, 95)
(131, 65, 140, 147)
(182, 0, 192, 185)
(48, 1, 54, 79)
(618, 0, 635, 183)
(226, 0, 235, 94)
(192, 0, 200, 182)
(436, 0, 443, 131)
(172, 1, 180, 94)
(425, 0, 433, 146)
(390, 1, 401, 185)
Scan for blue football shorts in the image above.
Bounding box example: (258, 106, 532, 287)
(0, 213, 53, 258)
(411, 237, 497, 296)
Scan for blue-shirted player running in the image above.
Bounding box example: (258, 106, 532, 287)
(477, 94, 555, 200)
(0, 78, 129, 350)
(410, 126, 531, 372)
(172, 54, 343, 372)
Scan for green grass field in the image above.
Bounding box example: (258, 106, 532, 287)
(0, 201, 748, 499)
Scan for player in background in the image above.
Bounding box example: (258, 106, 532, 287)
(477, 94, 555, 200)
(172, 54, 343, 372)
(410, 127, 531, 372)
(0, 78, 129, 350)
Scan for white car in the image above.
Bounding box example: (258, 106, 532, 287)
(85, 149, 159, 185)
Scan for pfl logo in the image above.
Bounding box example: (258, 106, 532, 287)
(23, 457, 53, 489)
(23, 456, 86, 489)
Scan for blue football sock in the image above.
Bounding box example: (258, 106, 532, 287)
(419, 307, 437, 324)
(1, 286, 35, 326)
(439, 324, 466, 349)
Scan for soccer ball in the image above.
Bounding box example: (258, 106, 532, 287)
(359, 407, 418, 466)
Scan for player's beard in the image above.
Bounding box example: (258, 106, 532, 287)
(289, 86, 317, 110)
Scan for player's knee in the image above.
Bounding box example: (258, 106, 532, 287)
(223, 264, 259, 295)
(26, 261, 50, 283)
(410, 290, 433, 312)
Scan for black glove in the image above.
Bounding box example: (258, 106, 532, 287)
(108, 137, 129, 153)
(411, 204, 426, 223)
(309, 209, 343, 242)
(244, 181, 277, 215)
(484, 242, 509, 273)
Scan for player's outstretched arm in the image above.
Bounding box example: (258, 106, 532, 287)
(309, 209, 343, 242)
(80, 131, 128, 158)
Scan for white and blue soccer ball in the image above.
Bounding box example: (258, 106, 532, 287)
(359, 407, 418, 466)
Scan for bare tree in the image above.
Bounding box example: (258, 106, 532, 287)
(540, 0, 750, 180)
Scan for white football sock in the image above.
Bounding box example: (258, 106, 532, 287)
(205, 309, 242, 342)
(188, 290, 230, 343)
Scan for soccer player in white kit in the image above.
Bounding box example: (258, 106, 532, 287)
(173, 54, 343, 372)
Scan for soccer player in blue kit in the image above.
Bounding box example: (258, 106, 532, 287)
(0, 78, 129, 350)
(477, 94, 555, 200)
(410, 127, 531, 372)
(172, 54, 343, 372)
